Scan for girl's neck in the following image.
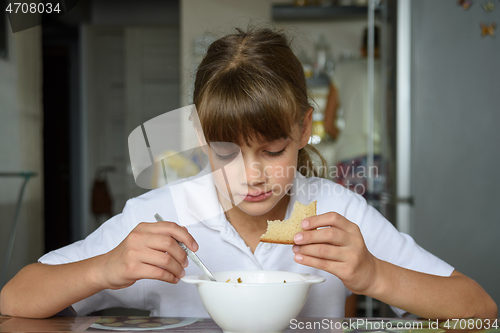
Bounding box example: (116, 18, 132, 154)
(218, 191, 290, 253)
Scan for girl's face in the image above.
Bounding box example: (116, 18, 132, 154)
(207, 109, 312, 217)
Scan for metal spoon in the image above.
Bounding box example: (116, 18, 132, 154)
(154, 213, 217, 282)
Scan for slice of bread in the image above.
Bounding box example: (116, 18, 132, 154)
(260, 200, 317, 245)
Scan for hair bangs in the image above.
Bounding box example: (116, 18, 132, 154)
(197, 66, 302, 147)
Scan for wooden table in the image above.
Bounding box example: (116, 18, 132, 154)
(1, 315, 498, 332)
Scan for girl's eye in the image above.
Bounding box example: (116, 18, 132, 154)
(266, 147, 286, 157)
(215, 153, 237, 161)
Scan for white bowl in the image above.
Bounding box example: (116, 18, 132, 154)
(182, 270, 325, 333)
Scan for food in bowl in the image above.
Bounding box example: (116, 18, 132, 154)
(182, 270, 325, 333)
(260, 201, 317, 245)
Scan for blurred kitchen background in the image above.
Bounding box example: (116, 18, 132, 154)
(1, 0, 499, 317)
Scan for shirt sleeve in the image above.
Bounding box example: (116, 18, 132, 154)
(37, 198, 146, 315)
(345, 193, 455, 317)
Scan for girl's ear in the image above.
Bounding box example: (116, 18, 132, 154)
(299, 107, 313, 149)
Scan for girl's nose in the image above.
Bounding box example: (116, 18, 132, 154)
(244, 159, 266, 186)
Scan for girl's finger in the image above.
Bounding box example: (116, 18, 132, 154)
(144, 234, 188, 266)
(301, 212, 356, 233)
(139, 248, 185, 279)
(293, 243, 348, 262)
(143, 221, 199, 252)
(294, 226, 349, 246)
(293, 252, 339, 275)
(134, 262, 180, 284)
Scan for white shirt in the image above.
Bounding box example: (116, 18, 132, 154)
(39, 170, 454, 317)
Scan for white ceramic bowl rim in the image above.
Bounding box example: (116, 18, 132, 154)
(181, 270, 326, 286)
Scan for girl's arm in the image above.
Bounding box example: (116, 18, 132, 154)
(0, 221, 198, 318)
(370, 262, 497, 319)
(292, 212, 497, 319)
(1, 257, 108, 318)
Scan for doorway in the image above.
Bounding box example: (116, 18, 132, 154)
(42, 17, 79, 252)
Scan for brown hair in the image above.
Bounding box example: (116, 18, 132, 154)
(193, 27, 326, 178)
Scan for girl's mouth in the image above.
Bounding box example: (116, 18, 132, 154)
(239, 190, 273, 202)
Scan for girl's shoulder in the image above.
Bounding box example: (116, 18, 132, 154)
(125, 184, 179, 224)
(292, 173, 364, 202)
(291, 173, 368, 220)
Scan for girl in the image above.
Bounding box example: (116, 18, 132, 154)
(0, 27, 496, 319)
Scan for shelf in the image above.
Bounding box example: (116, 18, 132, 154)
(272, 4, 380, 20)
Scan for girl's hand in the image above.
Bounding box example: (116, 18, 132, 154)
(99, 221, 198, 290)
(292, 212, 380, 295)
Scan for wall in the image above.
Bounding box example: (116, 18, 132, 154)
(0, 25, 44, 289)
(411, 0, 500, 307)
